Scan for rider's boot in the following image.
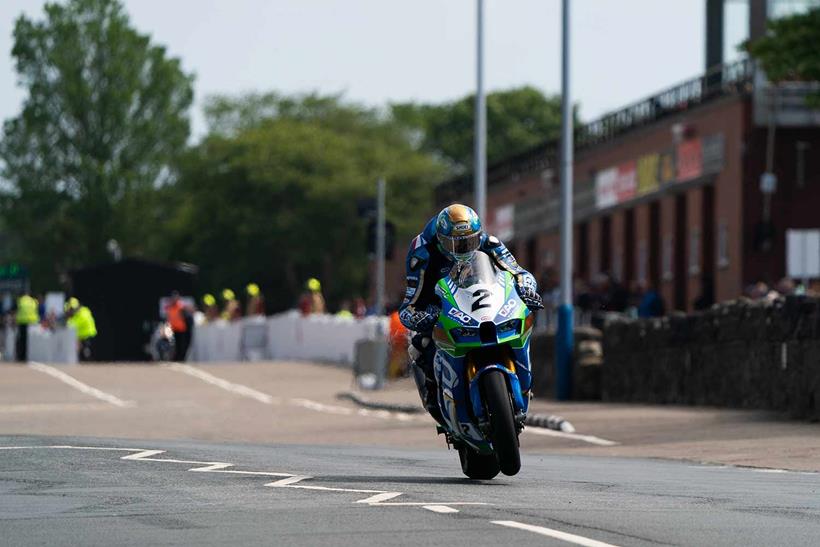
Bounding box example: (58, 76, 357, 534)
(409, 335, 445, 427)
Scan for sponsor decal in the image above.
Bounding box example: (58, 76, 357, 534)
(447, 307, 473, 325)
(498, 298, 518, 318)
(405, 287, 416, 297)
(409, 256, 424, 270)
(452, 222, 471, 233)
(406, 277, 419, 288)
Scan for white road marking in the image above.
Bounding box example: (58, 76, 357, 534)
(0, 445, 487, 510)
(687, 464, 818, 475)
(423, 505, 459, 514)
(492, 520, 622, 547)
(163, 363, 279, 404)
(166, 364, 420, 422)
(27, 362, 134, 408)
(525, 426, 618, 446)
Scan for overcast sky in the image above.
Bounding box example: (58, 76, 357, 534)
(1, 0, 751, 141)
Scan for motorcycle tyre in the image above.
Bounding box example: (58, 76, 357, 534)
(458, 445, 500, 480)
(482, 369, 521, 476)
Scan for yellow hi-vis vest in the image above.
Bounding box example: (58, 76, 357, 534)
(16, 295, 39, 325)
(68, 306, 97, 341)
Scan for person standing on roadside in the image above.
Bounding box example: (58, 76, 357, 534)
(15, 292, 39, 362)
(165, 291, 191, 361)
(64, 297, 97, 361)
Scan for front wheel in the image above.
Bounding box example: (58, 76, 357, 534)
(482, 369, 521, 476)
(458, 445, 500, 480)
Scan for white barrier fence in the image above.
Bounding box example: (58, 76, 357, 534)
(192, 311, 388, 365)
(2, 325, 78, 364)
(2, 312, 387, 365)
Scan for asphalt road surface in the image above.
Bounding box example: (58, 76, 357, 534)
(2, 361, 820, 546)
(2, 435, 820, 547)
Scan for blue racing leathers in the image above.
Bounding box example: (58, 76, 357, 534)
(398, 216, 541, 334)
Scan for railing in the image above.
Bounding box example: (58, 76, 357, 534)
(576, 58, 754, 149)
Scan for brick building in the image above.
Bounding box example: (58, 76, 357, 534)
(436, 60, 820, 312)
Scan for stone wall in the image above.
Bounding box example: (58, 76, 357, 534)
(601, 296, 820, 420)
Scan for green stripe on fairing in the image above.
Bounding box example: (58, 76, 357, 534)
(437, 279, 457, 307)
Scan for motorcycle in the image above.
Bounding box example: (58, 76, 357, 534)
(430, 251, 534, 479)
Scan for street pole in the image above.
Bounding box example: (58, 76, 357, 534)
(474, 0, 487, 219)
(555, 0, 574, 401)
(372, 177, 388, 388)
(375, 177, 386, 316)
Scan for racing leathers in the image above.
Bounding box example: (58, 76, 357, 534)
(398, 215, 543, 424)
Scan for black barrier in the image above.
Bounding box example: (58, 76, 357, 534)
(601, 296, 820, 420)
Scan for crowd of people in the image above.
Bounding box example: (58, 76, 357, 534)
(8, 292, 97, 362)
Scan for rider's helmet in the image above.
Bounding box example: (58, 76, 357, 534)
(435, 204, 483, 262)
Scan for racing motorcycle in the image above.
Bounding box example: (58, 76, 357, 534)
(429, 251, 534, 479)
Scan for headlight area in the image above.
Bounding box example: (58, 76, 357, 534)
(496, 319, 521, 336)
(451, 326, 479, 341)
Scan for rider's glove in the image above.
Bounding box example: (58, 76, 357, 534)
(516, 274, 545, 311)
(400, 304, 441, 333)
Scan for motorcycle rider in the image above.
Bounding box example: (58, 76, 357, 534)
(399, 204, 543, 425)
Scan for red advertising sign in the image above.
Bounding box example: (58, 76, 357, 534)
(614, 161, 637, 202)
(676, 138, 703, 182)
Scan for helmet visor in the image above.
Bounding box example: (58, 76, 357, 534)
(438, 231, 481, 258)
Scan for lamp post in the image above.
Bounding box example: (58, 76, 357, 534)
(555, 0, 574, 401)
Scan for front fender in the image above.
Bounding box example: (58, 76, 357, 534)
(468, 364, 525, 420)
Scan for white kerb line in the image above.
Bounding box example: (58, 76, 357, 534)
(525, 427, 618, 447)
(28, 362, 134, 408)
(163, 363, 279, 404)
(492, 520, 622, 547)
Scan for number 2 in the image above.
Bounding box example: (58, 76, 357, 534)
(472, 289, 491, 312)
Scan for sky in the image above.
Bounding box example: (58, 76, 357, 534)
(0, 0, 752, 141)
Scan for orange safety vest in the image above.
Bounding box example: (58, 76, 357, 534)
(166, 301, 188, 333)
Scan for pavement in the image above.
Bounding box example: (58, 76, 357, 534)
(1, 360, 819, 546)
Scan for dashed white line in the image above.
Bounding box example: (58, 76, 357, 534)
(166, 364, 419, 422)
(28, 362, 134, 408)
(492, 520, 622, 547)
(423, 505, 459, 514)
(525, 426, 618, 446)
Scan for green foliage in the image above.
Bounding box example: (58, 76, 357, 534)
(745, 7, 820, 106)
(391, 86, 565, 174)
(0, 0, 193, 288)
(161, 94, 444, 309)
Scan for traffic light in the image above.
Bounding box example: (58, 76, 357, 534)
(366, 220, 396, 259)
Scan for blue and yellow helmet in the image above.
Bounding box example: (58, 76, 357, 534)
(436, 204, 483, 261)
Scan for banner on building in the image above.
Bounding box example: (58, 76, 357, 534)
(595, 162, 636, 210)
(676, 138, 703, 181)
(637, 153, 660, 195)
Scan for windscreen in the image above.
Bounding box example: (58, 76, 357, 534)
(449, 252, 497, 289)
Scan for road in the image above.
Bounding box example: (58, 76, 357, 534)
(1, 361, 820, 546)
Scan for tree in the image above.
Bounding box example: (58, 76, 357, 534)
(160, 93, 444, 310)
(391, 86, 565, 174)
(0, 0, 194, 288)
(745, 7, 820, 106)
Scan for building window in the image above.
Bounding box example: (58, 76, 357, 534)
(718, 222, 729, 269)
(689, 228, 701, 276)
(662, 234, 674, 281)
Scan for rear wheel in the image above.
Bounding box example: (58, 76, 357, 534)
(458, 445, 500, 480)
(482, 369, 521, 476)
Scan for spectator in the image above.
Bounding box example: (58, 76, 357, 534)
(336, 300, 354, 318)
(245, 283, 265, 316)
(15, 292, 39, 362)
(353, 297, 367, 319)
(298, 278, 326, 315)
(64, 297, 97, 361)
(637, 281, 665, 318)
(202, 293, 220, 322)
(387, 300, 409, 378)
(221, 289, 242, 321)
(165, 291, 192, 361)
